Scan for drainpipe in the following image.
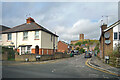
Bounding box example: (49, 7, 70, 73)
(53, 35, 55, 54)
(103, 33, 104, 59)
(16, 32, 17, 49)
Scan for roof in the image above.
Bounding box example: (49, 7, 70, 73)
(99, 20, 120, 41)
(104, 20, 120, 32)
(0, 25, 10, 31)
(2, 22, 58, 37)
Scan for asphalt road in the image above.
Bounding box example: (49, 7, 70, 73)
(2, 54, 120, 78)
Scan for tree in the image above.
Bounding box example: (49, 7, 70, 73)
(75, 42, 82, 46)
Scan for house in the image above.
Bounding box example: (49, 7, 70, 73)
(99, 20, 120, 59)
(1, 17, 59, 55)
(0, 25, 10, 45)
(58, 41, 70, 53)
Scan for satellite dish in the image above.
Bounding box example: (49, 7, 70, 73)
(104, 32, 110, 38)
(105, 40, 111, 45)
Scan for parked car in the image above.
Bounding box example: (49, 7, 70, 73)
(84, 52, 92, 58)
(73, 50, 79, 55)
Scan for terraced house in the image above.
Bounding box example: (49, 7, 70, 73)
(1, 17, 58, 55)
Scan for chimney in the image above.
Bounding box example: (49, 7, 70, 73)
(101, 23, 107, 32)
(79, 34, 84, 40)
(26, 17, 35, 24)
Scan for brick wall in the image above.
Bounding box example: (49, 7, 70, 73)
(58, 41, 68, 53)
(100, 25, 113, 59)
(15, 53, 70, 61)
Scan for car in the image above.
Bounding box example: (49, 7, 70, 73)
(84, 52, 92, 58)
(73, 50, 79, 55)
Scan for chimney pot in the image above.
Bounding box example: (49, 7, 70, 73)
(26, 17, 35, 24)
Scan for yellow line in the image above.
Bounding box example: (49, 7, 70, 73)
(85, 59, 120, 77)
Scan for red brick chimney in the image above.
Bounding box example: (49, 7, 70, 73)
(101, 23, 107, 32)
(26, 17, 35, 24)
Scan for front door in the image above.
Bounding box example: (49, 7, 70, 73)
(35, 45, 39, 54)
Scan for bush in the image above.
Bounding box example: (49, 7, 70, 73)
(79, 48, 85, 53)
(2, 46, 15, 60)
(110, 43, 120, 57)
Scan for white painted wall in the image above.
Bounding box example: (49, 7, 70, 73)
(113, 24, 120, 49)
(1, 30, 58, 50)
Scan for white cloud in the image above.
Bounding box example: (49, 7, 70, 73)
(54, 19, 101, 42)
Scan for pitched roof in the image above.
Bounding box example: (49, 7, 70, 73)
(0, 25, 10, 31)
(99, 20, 120, 41)
(104, 20, 120, 32)
(2, 22, 58, 37)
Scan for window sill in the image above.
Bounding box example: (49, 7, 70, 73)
(7, 40, 12, 42)
(23, 39, 28, 41)
(34, 39, 39, 40)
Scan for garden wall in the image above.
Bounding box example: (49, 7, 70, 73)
(15, 53, 70, 62)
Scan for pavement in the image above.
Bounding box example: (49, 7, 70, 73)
(87, 55, 120, 76)
(1, 54, 120, 79)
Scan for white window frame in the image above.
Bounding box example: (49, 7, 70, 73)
(35, 31, 39, 39)
(114, 32, 118, 40)
(0, 34, 2, 41)
(21, 46, 26, 54)
(118, 32, 120, 40)
(21, 46, 31, 54)
(8, 33, 12, 40)
(23, 32, 28, 40)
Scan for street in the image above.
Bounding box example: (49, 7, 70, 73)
(2, 54, 119, 78)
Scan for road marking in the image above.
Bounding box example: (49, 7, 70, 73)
(85, 59, 120, 77)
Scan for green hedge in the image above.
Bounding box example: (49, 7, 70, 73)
(2, 46, 15, 60)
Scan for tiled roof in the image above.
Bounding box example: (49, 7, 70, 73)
(0, 25, 10, 31)
(2, 22, 58, 37)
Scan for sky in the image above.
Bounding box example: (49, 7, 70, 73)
(1, 1, 119, 43)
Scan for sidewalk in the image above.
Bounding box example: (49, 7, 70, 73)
(89, 56, 120, 75)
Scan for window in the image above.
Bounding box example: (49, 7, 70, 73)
(119, 32, 120, 40)
(21, 47, 26, 54)
(27, 46, 31, 54)
(8, 33, 12, 40)
(23, 32, 28, 40)
(0, 34, 1, 40)
(21, 46, 31, 54)
(35, 31, 39, 39)
(114, 32, 117, 40)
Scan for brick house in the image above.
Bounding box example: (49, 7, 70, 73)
(58, 41, 69, 53)
(1, 17, 58, 55)
(99, 20, 120, 59)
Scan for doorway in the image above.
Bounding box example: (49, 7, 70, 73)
(35, 45, 39, 54)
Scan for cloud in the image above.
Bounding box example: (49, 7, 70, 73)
(54, 19, 101, 42)
(2, 2, 118, 43)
